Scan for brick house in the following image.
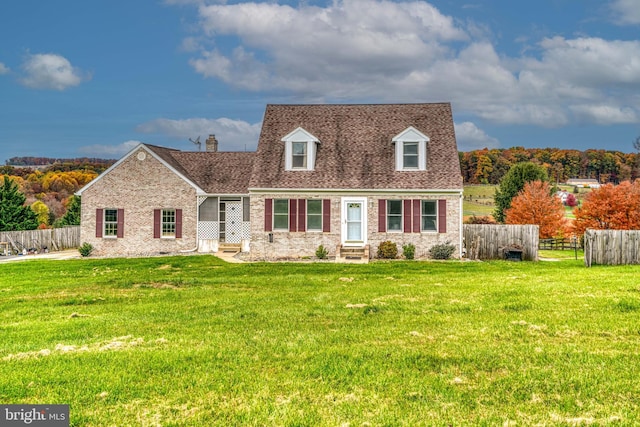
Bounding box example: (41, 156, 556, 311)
(77, 103, 463, 260)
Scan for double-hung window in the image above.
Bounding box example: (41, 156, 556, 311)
(307, 200, 322, 231)
(386, 200, 402, 231)
(292, 142, 307, 169)
(162, 209, 176, 237)
(104, 209, 119, 237)
(421, 200, 437, 231)
(403, 142, 419, 169)
(273, 199, 289, 230)
(392, 126, 429, 171)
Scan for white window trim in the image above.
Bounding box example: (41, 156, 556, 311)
(103, 208, 118, 239)
(282, 127, 320, 171)
(161, 208, 176, 239)
(306, 199, 323, 232)
(392, 126, 429, 171)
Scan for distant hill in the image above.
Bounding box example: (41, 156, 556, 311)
(4, 157, 116, 174)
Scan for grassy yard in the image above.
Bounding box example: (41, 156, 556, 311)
(1, 255, 639, 425)
(463, 185, 497, 219)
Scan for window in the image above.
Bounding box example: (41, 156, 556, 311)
(392, 126, 429, 171)
(273, 199, 289, 230)
(282, 127, 319, 171)
(386, 200, 402, 231)
(403, 142, 419, 169)
(162, 209, 176, 237)
(307, 200, 322, 231)
(104, 209, 118, 237)
(421, 200, 437, 231)
(292, 142, 307, 169)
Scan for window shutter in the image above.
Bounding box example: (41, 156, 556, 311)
(378, 199, 386, 232)
(95, 209, 103, 238)
(154, 209, 161, 238)
(289, 199, 297, 232)
(265, 199, 273, 231)
(403, 200, 411, 233)
(438, 199, 447, 233)
(176, 209, 183, 238)
(298, 199, 306, 232)
(322, 199, 331, 232)
(412, 199, 421, 233)
(117, 209, 124, 238)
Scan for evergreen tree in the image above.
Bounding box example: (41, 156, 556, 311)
(493, 162, 548, 223)
(57, 195, 81, 226)
(0, 175, 39, 231)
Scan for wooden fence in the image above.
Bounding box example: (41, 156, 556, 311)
(584, 229, 640, 266)
(0, 226, 80, 255)
(463, 224, 539, 261)
(539, 237, 580, 250)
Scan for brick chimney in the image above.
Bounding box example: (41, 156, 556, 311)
(205, 134, 218, 152)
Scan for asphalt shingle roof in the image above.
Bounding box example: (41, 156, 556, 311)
(248, 103, 463, 190)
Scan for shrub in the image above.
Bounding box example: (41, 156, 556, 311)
(315, 244, 328, 260)
(78, 242, 93, 257)
(402, 243, 415, 260)
(377, 240, 398, 259)
(429, 241, 456, 260)
(465, 215, 496, 224)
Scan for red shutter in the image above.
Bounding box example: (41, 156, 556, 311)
(265, 199, 273, 232)
(403, 200, 411, 233)
(298, 199, 306, 232)
(95, 209, 103, 238)
(412, 199, 421, 233)
(322, 199, 331, 232)
(175, 209, 182, 238)
(289, 199, 297, 232)
(117, 209, 124, 238)
(154, 209, 161, 238)
(438, 199, 447, 233)
(378, 199, 386, 232)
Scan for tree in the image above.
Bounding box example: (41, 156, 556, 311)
(565, 193, 578, 207)
(573, 181, 640, 236)
(0, 175, 39, 231)
(494, 162, 548, 223)
(30, 200, 50, 227)
(505, 181, 568, 238)
(56, 195, 81, 227)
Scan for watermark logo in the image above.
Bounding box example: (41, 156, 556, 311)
(0, 405, 68, 426)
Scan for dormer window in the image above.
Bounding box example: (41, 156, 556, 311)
(282, 127, 319, 171)
(393, 126, 429, 171)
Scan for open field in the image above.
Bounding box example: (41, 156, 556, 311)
(463, 185, 497, 218)
(1, 255, 639, 425)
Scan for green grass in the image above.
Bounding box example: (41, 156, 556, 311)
(2, 255, 640, 425)
(463, 185, 497, 218)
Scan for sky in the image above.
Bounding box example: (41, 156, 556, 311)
(1, 0, 640, 163)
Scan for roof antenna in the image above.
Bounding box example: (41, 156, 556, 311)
(189, 136, 201, 151)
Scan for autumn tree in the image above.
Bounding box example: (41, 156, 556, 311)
(494, 162, 548, 223)
(505, 181, 568, 238)
(0, 175, 39, 231)
(573, 181, 640, 236)
(30, 200, 50, 227)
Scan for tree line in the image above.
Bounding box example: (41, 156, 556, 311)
(460, 147, 639, 185)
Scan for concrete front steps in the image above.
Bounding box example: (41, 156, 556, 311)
(335, 244, 369, 264)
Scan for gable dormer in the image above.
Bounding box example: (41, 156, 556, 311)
(392, 126, 429, 171)
(281, 127, 320, 171)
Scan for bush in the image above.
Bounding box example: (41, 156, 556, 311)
(402, 243, 415, 260)
(465, 215, 496, 224)
(78, 242, 93, 257)
(429, 241, 456, 260)
(377, 241, 398, 259)
(315, 244, 328, 260)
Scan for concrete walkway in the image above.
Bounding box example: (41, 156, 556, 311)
(0, 249, 80, 263)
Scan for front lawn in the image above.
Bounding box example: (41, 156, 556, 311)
(1, 255, 638, 425)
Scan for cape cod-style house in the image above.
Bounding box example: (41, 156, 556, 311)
(77, 103, 464, 260)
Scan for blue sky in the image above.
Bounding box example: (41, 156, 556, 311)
(1, 0, 639, 163)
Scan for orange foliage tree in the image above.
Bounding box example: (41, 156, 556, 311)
(505, 181, 569, 238)
(573, 181, 640, 236)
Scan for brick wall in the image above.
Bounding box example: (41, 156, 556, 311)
(80, 148, 198, 257)
(249, 193, 461, 260)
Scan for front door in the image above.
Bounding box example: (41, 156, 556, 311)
(341, 197, 367, 246)
(220, 200, 242, 243)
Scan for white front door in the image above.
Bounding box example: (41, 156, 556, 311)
(341, 197, 367, 246)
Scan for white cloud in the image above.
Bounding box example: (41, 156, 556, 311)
(20, 53, 89, 90)
(173, 0, 640, 129)
(79, 140, 141, 157)
(454, 121, 499, 151)
(610, 0, 640, 25)
(136, 117, 261, 151)
(0, 62, 9, 74)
